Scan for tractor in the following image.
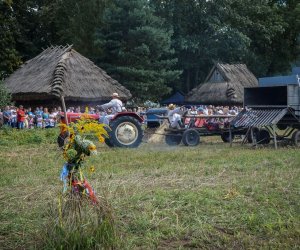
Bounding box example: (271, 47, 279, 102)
(57, 111, 144, 148)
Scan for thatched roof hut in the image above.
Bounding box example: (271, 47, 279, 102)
(4, 45, 131, 106)
(185, 63, 258, 105)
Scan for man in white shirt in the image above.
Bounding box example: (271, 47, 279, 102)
(97, 93, 123, 124)
(167, 104, 184, 128)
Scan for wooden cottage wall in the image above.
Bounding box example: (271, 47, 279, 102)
(208, 69, 224, 82)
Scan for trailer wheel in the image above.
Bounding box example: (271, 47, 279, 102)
(165, 133, 182, 146)
(221, 132, 235, 143)
(277, 124, 288, 130)
(292, 130, 300, 147)
(247, 127, 259, 143)
(182, 129, 200, 146)
(257, 129, 270, 144)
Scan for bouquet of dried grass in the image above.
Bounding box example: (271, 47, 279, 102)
(43, 117, 117, 249)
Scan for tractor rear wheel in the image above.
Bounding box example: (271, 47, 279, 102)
(182, 129, 200, 146)
(109, 116, 143, 148)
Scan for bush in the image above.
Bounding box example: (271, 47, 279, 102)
(0, 128, 59, 146)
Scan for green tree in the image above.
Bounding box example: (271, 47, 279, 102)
(0, 80, 12, 108)
(41, 0, 109, 59)
(151, 0, 251, 92)
(95, 0, 181, 102)
(0, 0, 21, 78)
(225, 0, 297, 76)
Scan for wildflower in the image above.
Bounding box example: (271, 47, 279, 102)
(89, 165, 95, 173)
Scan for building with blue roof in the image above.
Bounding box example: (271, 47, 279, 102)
(259, 67, 300, 87)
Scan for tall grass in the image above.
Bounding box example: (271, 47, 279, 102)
(44, 193, 117, 249)
(0, 129, 299, 249)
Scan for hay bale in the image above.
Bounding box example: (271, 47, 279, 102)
(148, 120, 169, 144)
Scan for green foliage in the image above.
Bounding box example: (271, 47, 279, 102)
(0, 127, 58, 146)
(40, 0, 109, 59)
(95, 0, 181, 101)
(1, 0, 299, 99)
(151, 0, 300, 91)
(224, 0, 300, 76)
(0, 0, 21, 77)
(0, 80, 12, 108)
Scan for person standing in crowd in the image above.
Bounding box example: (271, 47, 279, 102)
(43, 107, 50, 128)
(16, 105, 26, 129)
(10, 108, 17, 128)
(3, 106, 11, 126)
(88, 107, 95, 114)
(28, 114, 35, 129)
(75, 106, 81, 113)
(97, 92, 123, 125)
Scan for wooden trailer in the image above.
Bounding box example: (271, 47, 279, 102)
(230, 84, 300, 148)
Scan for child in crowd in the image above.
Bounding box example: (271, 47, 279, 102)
(36, 114, 43, 128)
(28, 114, 35, 129)
(10, 110, 17, 128)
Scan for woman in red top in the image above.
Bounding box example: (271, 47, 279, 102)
(17, 105, 26, 129)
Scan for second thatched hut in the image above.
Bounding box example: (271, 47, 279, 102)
(185, 63, 258, 105)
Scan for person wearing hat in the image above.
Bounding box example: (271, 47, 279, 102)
(97, 93, 123, 124)
(167, 103, 185, 129)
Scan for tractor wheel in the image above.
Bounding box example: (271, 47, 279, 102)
(57, 131, 69, 148)
(182, 129, 200, 146)
(221, 132, 235, 143)
(109, 116, 143, 148)
(292, 130, 300, 147)
(257, 129, 270, 144)
(165, 133, 182, 146)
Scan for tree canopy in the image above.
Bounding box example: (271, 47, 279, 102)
(1, 0, 299, 101)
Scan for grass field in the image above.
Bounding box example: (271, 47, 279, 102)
(0, 128, 299, 249)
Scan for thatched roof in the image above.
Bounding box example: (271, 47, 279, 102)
(185, 63, 258, 105)
(4, 45, 131, 102)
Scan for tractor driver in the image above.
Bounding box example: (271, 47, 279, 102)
(97, 92, 123, 125)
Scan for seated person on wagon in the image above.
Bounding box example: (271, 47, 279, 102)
(167, 104, 185, 129)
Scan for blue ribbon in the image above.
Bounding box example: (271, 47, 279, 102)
(60, 163, 69, 192)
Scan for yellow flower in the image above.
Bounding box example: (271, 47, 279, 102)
(89, 165, 95, 173)
(88, 145, 96, 151)
(58, 123, 68, 134)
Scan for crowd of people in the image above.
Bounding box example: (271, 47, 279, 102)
(0, 103, 148, 129)
(0, 105, 62, 129)
(0, 101, 241, 130)
(167, 104, 242, 129)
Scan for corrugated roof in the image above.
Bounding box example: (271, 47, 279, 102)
(231, 108, 288, 127)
